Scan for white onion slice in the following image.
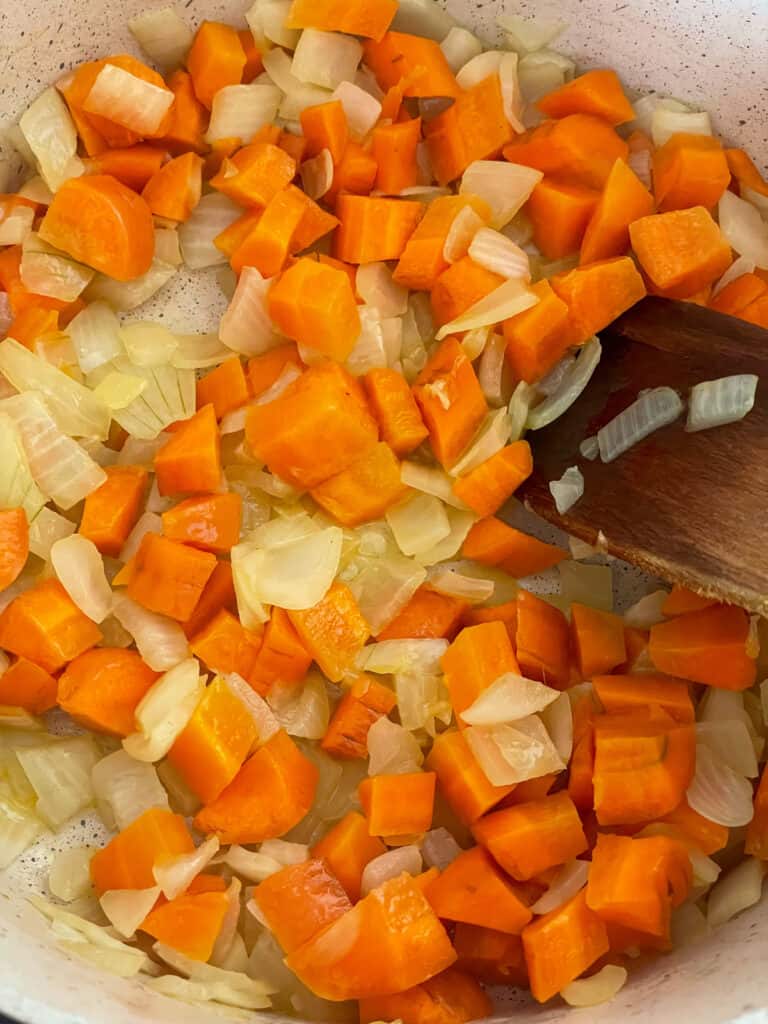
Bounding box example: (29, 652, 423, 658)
(0, 204, 34, 246)
(478, 331, 509, 407)
(415, 507, 476, 567)
(440, 27, 482, 72)
(400, 462, 471, 511)
(508, 381, 536, 442)
(300, 149, 334, 201)
(68, 301, 123, 375)
(206, 84, 282, 144)
(153, 940, 274, 1004)
(559, 561, 613, 611)
(268, 676, 329, 740)
(122, 657, 203, 762)
(686, 743, 755, 827)
(84, 65, 174, 136)
(712, 254, 756, 298)
(128, 7, 193, 70)
(119, 512, 162, 564)
(386, 493, 451, 557)
(0, 411, 46, 522)
(85, 258, 176, 311)
(461, 326, 490, 362)
(598, 387, 684, 462)
(456, 51, 503, 91)
(468, 227, 530, 281)
(527, 338, 602, 430)
(17, 736, 97, 829)
(632, 95, 689, 136)
(48, 847, 95, 902)
(531, 859, 589, 916)
(428, 568, 493, 602)
(391, 0, 457, 40)
(443, 206, 486, 263)
(465, 716, 566, 786)
(154, 836, 220, 900)
(623, 589, 668, 629)
(332, 81, 382, 138)
(561, 965, 628, 1008)
(50, 535, 112, 623)
(356, 264, 409, 317)
(231, 528, 342, 611)
(540, 692, 573, 763)
(743, 187, 768, 221)
(707, 858, 765, 929)
(498, 14, 565, 54)
(460, 161, 543, 229)
(291, 29, 362, 91)
(422, 828, 462, 870)
(27, 507, 75, 559)
(359, 638, 448, 676)
(224, 673, 279, 747)
(696, 721, 758, 779)
(718, 191, 768, 267)
(436, 278, 537, 341)
(461, 672, 559, 726)
(517, 51, 570, 106)
(499, 53, 526, 133)
(21, 234, 94, 302)
(259, 839, 309, 867)
(686, 374, 758, 433)
(100, 886, 162, 940)
(550, 465, 584, 514)
(112, 595, 190, 673)
(221, 845, 282, 883)
(20, 88, 83, 192)
(348, 550, 427, 636)
(179, 194, 240, 271)
(361, 846, 422, 896)
(220, 267, 283, 357)
(366, 717, 424, 776)
(651, 107, 712, 148)
(92, 749, 169, 831)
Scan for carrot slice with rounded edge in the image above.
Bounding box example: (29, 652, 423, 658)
(58, 648, 159, 736)
(0, 508, 28, 592)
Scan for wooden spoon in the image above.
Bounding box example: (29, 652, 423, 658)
(519, 296, 768, 615)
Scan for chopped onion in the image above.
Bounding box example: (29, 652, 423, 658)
(436, 278, 537, 341)
(92, 372, 146, 411)
(672, 901, 709, 946)
(500, 53, 526, 133)
(0, 411, 46, 522)
(331, 81, 382, 138)
(259, 839, 309, 866)
(261, 48, 329, 120)
(707, 858, 764, 929)
(206, 84, 282, 144)
(569, 536, 597, 561)
(119, 321, 177, 368)
(67, 302, 124, 374)
(103, 358, 194, 440)
(461, 325, 490, 362)
(231, 527, 342, 611)
(220, 266, 283, 357)
(443, 205, 485, 263)
(468, 227, 530, 281)
(461, 161, 543, 230)
(112, 594, 190, 672)
(17, 735, 98, 828)
(152, 944, 273, 1009)
(154, 836, 220, 900)
(361, 846, 422, 896)
(20, 88, 83, 191)
(632, 95, 688, 135)
(50, 535, 112, 622)
(367, 717, 424, 776)
(119, 512, 162, 563)
(17, 176, 55, 205)
(429, 568, 494, 602)
(392, 0, 457, 40)
(21, 234, 93, 302)
(460, 672, 559, 726)
(508, 381, 536, 442)
(48, 846, 95, 902)
(84, 257, 176, 311)
(396, 671, 449, 732)
(579, 435, 600, 460)
(27, 506, 74, 559)
(359, 638, 448, 676)
(527, 337, 602, 430)
(400, 461, 471, 511)
(440, 26, 483, 72)
(180, 193, 241, 270)
(561, 964, 628, 1008)
(540, 692, 573, 763)
(100, 886, 161, 940)
(686, 374, 758, 433)
(386, 492, 451, 557)
(415, 508, 477, 566)
(686, 743, 754, 827)
(696, 721, 758, 779)
(550, 465, 584, 515)
(478, 332, 510, 407)
(465, 716, 565, 786)
(0, 793, 45, 869)
(291, 29, 362, 90)
(651, 107, 712, 148)
(83, 64, 173, 135)
(598, 386, 684, 463)
(498, 14, 565, 54)
(456, 51, 503, 91)
(30, 895, 150, 975)
(624, 589, 668, 629)
(122, 658, 203, 762)
(348, 550, 427, 636)
(268, 676, 329, 740)
(224, 673, 279, 747)
(0, 203, 34, 246)
(128, 7, 193, 71)
(531, 859, 589, 915)
(346, 306, 389, 375)
(743, 186, 768, 220)
(422, 828, 462, 870)
(718, 191, 768, 267)
(222, 845, 282, 883)
(0, 392, 107, 509)
(300, 148, 333, 201)
(259, 0, 300, 49)
(92, 749, 169, 831)
(518, 51, 571, 105)
(712, 254, 756, 298)
(356, 264, 409, 317)
(559, 561, 613, 612)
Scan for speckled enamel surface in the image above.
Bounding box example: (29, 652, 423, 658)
(0, 2, 766, 1023)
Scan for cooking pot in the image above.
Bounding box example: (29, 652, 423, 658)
(0, 0, 766, 1021)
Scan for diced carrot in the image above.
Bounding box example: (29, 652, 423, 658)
(527, 179, 600, 260)
(311, 442, 407, 527)
(515, 589, 571, 690)
(740, 292, 768, 329)
(286, 0, 397, 41)
(425, 76, 514, 185)
(426, 729, 515, 825)
(413, 336, 488, 469)
(453, 924, 528, 987)
(57, 62, 110, 155)
(182, 561, 237, 639)
(334, 195, 424, 264)
(187, 21, 246, 109)
(430, 256, 505, 328)
(237, 27, 263, 81)
(90, 807, 194, 893)
(203, 137, 241, 180)
(725, 147, 768, 198)
(499, 774, 558, 808)
(246, 363, 379, 489)
(160, 70, 207, 154)
(521, 889, 609, 1003)
(462, 518, 567, 578)
(255, 858, 353, 953)
(194, 729, 318, 843)
(85, 145, 165, 191)
(648, 605, 756, 690)
(393, 195, 491, 290)
(359, 772, 436, 836)
(425, 846, 532, 934)
(189, 608, 263, 682)
(363, 32, 459, 99)
(653, 133, 731, 212)
(710, 272, 768, 319)
(154, 404, 221, 496)
(230, 187, 301, 277)
(462, 601, 518, 644)
(141, 890, 229, 961)
(247, 343, 303, 399)
(503, 115, 629, 190)
(629, 206, 733, 299)
(571, 603, 627, 678)
(503, 279, 575, 384)
(373, 117, 422, 194)
(580, 157, 655, 264)
(592, 708, 696, 825)
(267, 256, 360, 361)
(284, 872, 457, 1001)
(301, 101, 349, 164)
(452, 441, 533, 517)
(326, 142, 378, 203)
(142, 152, 203, 222)
(288, 582, 371, 683)
(57, 648, 159, 736)
(0, 658, 58, 715)
(0, 508, 28, 593)
(746, 764, 768, 859)
(359, 967, 493, 1024)
(196, 357, 249, 420)
(568, 693, 596, 812)
(378, 586, 469, 642)
(593, 673, 694, 722)
(661, 584, 719, 617)
(214, 208, 261, 261)
(661, 800, 728, 855)
(5, 307, 60, 349)
(248, 606, 313, 694)
(442, 621, 520, 722)
(550, 256, 647, 345)
(321, 674, 396, 759)
(312, 811, 386, 901)
(586, 832, 692, 940)
(210, 142, 297, 207)
(537, 69, 634, 125)
(0, 579, 101, 674)
(473, 792, 587, 881)
(168, 675, 259, 803)
(162, 493, 242, 554)
(278, 129, 307, 164)
(78, 465, 148, 558)
(39, 175, 154, 281)
(291, 189, 341, 253)
(364, 368, 429, 456)
(127, 533, 216, 622)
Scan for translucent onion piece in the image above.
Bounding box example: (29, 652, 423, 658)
(91, 749, 169, 831)
(331, 81, 382, 138)
(559, 561, 613, 614)
(0, 793, 45, 869)
(624, 589, 668, 629)
(232, 527, 342, 611)
(469, 227, 530, 281)
(100, 886, 162, 940)
(440, 26, 482, 72)
(122, 658, 203, 762)
(686, 374, 758, 433)
(540, 691, 573, 763)
(120, 321, 178, 368)
(696, 721, 758, 779)
(256, 840, 308, 869)
(20, 235, 93, 302)
(460, 672, 559, 726)
(579, 435, 600, 460)
(261, 48, 329, 120)
(0, 411, 46, 522)
(27, 506, 74, 559)
(422, 828, 462, 870)
(416, 508, 477, 567)
(206, 84, 282, 144)
(112, 594, 190, 672)
(67, 301, 124, 374)
(400, 461, 471, 511)
(50, 535, 112, 623)
(179, 193, 241, 270)
(360, 846, 422, 896)
(48, 846, 95, 902)
(346, 306, 389, 376)
(268, 676, 330, 740)
(632, 95, 688, 136)
(517, 52, 569, 106)
(672, 901, 710, 947)
(465, 716, 566, 786)
(17, 736, 98, 828)
(386, 493, 451, 557)
(743, 186, 768, 220)
(29, 894, 151, 962)
(0, 392, 106, 509)
(291, 29, 362, 91)
(348, 552, 426, 638)
(499, 52, 526, 133)
(443, 205, 485, 264)
(508, 381, 536, 443)
(530, 859, 589, 915)
(220, 266, 283, 356)
(651, 107, 712, 148)
(598, 386, 684, 463)
(429, 568, 493, 602)
(300, 148, 333, 201)
(84, 258, 176, 311)
(498, 13, 565, 54)
(452, 408, 514, 476)
(0, 339, 109, 440)
(259, 0, 300, 49)
(358, 638, 448, 677)
(224, 673, 280, 746)
(119, 511, 162, 563)
(154, 836, 220, 900)
(706, 858, 765, 930)
(461, 161, 543, 230)
(395, 671, 449, 732)
(527, 337, 602, 430)
(17, 176, 54, 205)
(128, 7, 193, 70)
(550, 465, 584, 515)
(478, 332, 509, 407)
(92, 371, 146, 411)
(436, 278, 537, 341)
(356, 263, 409, 317)
(712, 254, 756, 298)
(84, 65, 174, 135)
(366, 717, 424, 776)
(153, 941, 276, 999)
(391, 0, 457, 39)
(461, 325, 490, 362)
(718, 191, 768, 267)
(0, 706, 43, 730)
(222, 845, 282, 883)
(686, 743, 755, 827)
(561, 964, 628, 1008)
(19, 87, 83, 192)
(0, 204, 34, 246)
(106, 358, 195, 440)
(210, 876, 242, 966)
